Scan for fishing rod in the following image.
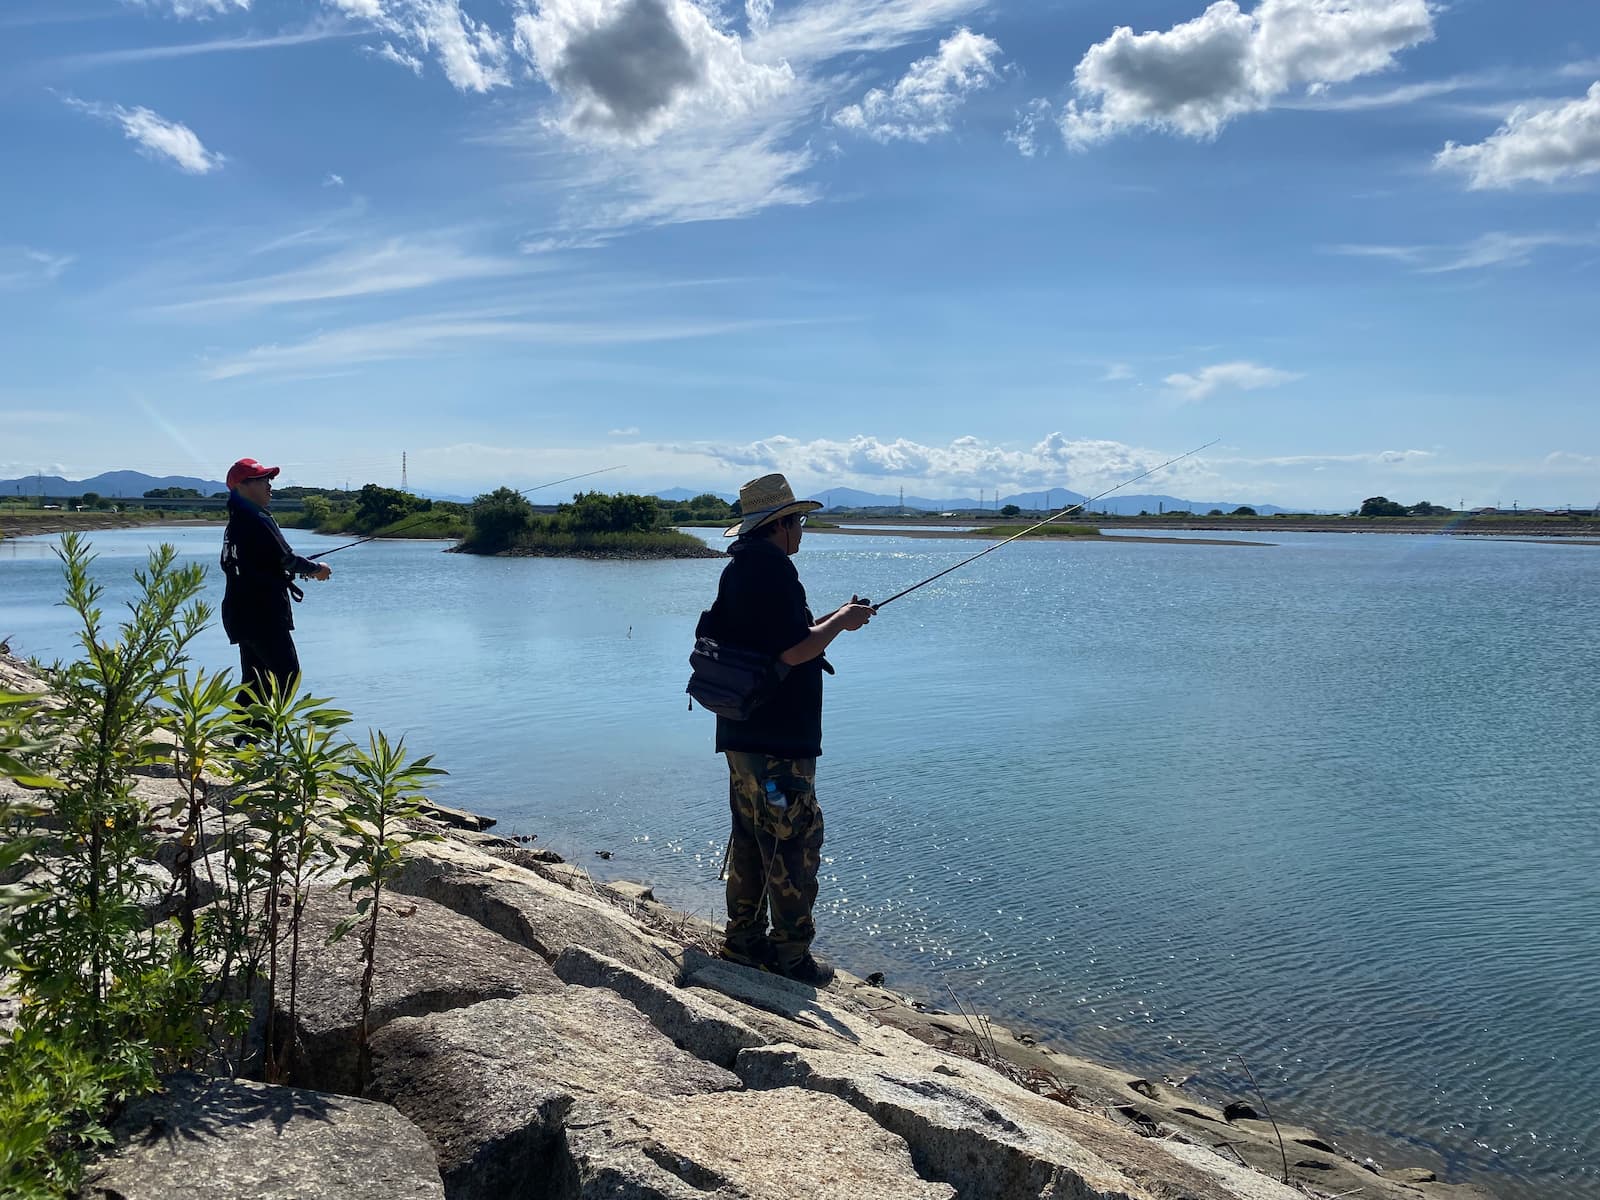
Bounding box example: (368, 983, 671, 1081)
(874, 438, 1220, 609)
(306, 464, 626, 560)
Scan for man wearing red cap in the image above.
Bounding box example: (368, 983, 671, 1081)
(220, 458, 332, 710)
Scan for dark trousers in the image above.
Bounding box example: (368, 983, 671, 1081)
(235, 626, 301, 709)
(723, 752, 824, 970)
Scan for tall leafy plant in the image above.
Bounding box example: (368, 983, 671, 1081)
(334, 733, 443, 1093)
(229, 681, 352, 1083)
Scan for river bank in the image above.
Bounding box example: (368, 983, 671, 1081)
(830, 514, 1600, 539)
(811, 525, 1274, 547)
(1, 648, 1497, 1200)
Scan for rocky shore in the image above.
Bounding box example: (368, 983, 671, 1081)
(0, 653, 1493, 1200)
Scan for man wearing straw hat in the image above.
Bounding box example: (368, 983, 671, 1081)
(706, 473, 875, 987)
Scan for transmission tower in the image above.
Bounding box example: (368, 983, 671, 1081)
(402, 451, 409, 492)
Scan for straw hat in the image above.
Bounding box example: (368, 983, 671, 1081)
(724, 473, 823, 537)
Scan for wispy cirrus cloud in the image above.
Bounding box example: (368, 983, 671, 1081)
(119, 0, 251, 17)
(833, 27, 1004, 143)
(58, 23, 361, 69)
(1327, 230, 1600, 272)
(325, 0, 511, 92)
(366, 40, 423, 74)
(747, 0, 988, 66)
(1219, 448, 1433, 468)
(1060, 0, 1434, 146)
(1436, 82, 1600, 188)
(1164, 361, 1302, 401)
(0, 247, 74, 290)
(205, 309, 816, 380)
(158, 234, 532, 314)
(61, 96, 225, 173)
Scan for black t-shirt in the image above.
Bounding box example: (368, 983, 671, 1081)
(709, 536, 830, 759)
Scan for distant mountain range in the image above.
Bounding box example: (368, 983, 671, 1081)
(0, 471, 227, 498)
(0, 471, 1288, 516)
(656, 485, 1291, 516)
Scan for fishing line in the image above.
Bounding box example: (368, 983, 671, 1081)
(306, 464, 627, 560)
(874, 439, 1219, 609)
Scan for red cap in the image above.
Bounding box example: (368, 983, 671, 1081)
(226, 458, 280, 489)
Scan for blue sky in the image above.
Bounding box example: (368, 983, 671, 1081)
(2, 0, 1598, 509)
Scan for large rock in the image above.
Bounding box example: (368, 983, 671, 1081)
(736, 1037, 1308, 1200)
(83, 1073, 443, 1200)
(553, 945, 766, 1069)
(278, 886, 563, 1095)
(682, 949, 888, 1050)
(560, 1087, 956, 1200)
(391, 847, 680, 981)
(367, 991, 740, 1200)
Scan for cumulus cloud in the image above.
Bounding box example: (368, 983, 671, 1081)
(63, 97, 225, 174)
(498, 0, 822, 229)
(833, 28, 1003, 142)
(1063, 0, 1434, 145)
(1163, 361, 1301, 400)
(324, 0, 509, 92)
(513, 0, 794, 142)
(683, 431, 1213, 494)
(1435, 82, 1600, 188)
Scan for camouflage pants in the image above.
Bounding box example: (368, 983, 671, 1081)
(723, 752, 824, 970)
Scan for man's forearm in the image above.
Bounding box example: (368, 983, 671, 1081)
(778, 613, 850, 666)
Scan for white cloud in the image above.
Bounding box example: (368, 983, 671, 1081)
(205, 310, 808, 379)
(682, 431, 1215, 495)
(833, 28, 1003, 142)
(748, 0, 988, 66)
(368, 40, 424, 74)
(1006, 97, 1052, 157)
(1435, 83, 1600, 188)
(63, 97, 225, 174)
(1225, 448, 1433, 467)
(323, 0, 510, 92)
(496, 0, 824, 230)
(159, 234, 530, 313)
(493, 0, 998, 232)
(1163, 361, 1301, 400)
(1101, 362, 1135, 382)
(1327, 230, 1600, 272)
(0, 248, 74, 290)
(323, 172, 346, 187)
(608, 426, 641, 436)
(513, 0, 795, 144)
(121, 0, 251, 17)
(1063, 0, 1434, 145)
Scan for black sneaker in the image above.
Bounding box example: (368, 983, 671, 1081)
(776, 953, 834, 987)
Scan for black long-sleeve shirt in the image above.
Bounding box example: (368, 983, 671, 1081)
(220, 493, 319, 643)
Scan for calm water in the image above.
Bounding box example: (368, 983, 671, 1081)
(3, 525, 1596, 1198)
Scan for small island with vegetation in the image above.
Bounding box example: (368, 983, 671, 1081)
(456, 488, 723, 559)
